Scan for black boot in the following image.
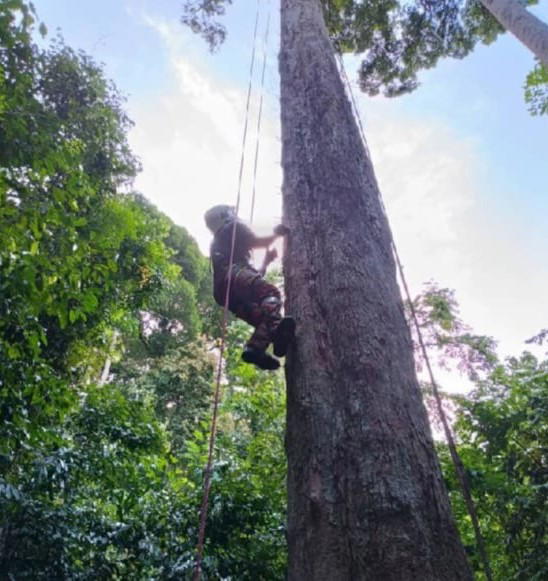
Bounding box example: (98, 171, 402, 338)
(242, 347, 280, 370)
(273, 317, 296, 357)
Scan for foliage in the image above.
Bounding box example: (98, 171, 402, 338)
(181, 0, 544, 114)
(324, 0, 498, 95)
(440, 353, 548, 580)
(1, 381, 195, 579)
(187, 324, 288, 580)
(103, 321, 288, 580)
(329, 0, 541, 106)
(0, 3, 199, 576)
(179, 0, 508, 93)
(114, 340, 215, 455)
(414, 287, 548, 580)
(1, 0, 176, 476)
(524, 61, 548, 115)
(181, 0, 233, 50)
(407, 282, 498, 380)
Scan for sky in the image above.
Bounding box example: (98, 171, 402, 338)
(33, 0, 548, 363)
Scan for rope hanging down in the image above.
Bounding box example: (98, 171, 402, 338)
(250, 2, 271, 223)
(336, 52, 494, 581)
(193, 2, 269, 579)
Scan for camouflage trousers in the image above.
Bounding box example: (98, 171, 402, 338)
(215, 266, 282, 351)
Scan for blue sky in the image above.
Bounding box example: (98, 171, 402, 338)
(34, 0, 548, 360)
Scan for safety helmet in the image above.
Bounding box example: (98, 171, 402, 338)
(204, 205, 236, 234)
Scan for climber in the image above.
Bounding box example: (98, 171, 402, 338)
(204, 204, 295, 370)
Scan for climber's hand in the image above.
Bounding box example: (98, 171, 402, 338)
(274, 224, 290, 236)
(265, 247, 278, 264)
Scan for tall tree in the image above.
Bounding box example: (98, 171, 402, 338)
(479, 0, 548, 65)
(279, 0, 471, 578)
(182, 0, 472, 577)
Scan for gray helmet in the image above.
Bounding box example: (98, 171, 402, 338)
(204, 205, 236, 234)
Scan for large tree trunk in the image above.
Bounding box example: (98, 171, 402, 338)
(480, 0, 548, 66)
(279, 1, 473, 579)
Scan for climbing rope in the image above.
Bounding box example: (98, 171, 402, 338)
(336, 52, 494, 581)
(250, 1, 271, 224)
(193, 2, 267, 579)
(397, 254, 494, 581)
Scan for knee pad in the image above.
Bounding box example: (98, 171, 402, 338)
(261, 295, 281, 315)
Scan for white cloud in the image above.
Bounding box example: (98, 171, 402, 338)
(364, 106, 479, 289)
(363, 99, 548, 358)
(128, 16, 282, 256)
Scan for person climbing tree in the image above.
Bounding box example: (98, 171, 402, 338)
(204, 204, 295, 370)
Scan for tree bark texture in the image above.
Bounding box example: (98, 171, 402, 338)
(279, 0, 473, 579)
(480, 0, 548, 66)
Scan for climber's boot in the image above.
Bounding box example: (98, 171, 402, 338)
(242, 347, 280, 371)
(273, 317, 296, 358)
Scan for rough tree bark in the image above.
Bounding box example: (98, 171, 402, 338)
(279, 0, 473, 579)
(480, 0, 548, 66)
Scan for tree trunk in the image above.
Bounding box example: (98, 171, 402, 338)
(480, 0, 548, 66)
(279, 0, 473, 579)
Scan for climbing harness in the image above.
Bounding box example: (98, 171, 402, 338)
(336, 52, 494, 581)
(193, 1, 271, 579)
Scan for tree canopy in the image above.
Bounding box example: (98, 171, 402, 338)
(183, 0, 547, 112)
